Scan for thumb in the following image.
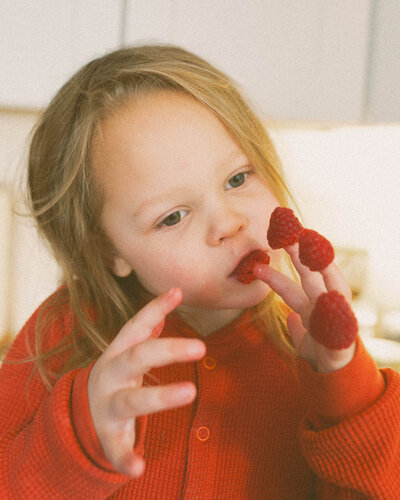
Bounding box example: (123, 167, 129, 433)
(104, 433, 146, 478)
(286, 311, 307, 351)
(287, 311, 316, 365)
(150, 318, 165, 338)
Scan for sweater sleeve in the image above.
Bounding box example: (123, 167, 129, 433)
(297, 337, 400, 499)
(0, 306, 130, 499)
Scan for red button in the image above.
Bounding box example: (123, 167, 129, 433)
(202, 356, 216, 370)
(196, 426, 210, 441)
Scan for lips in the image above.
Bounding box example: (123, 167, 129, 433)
(232, 249, 270, 284)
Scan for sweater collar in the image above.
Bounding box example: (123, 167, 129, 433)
(162, 308, 265, 353)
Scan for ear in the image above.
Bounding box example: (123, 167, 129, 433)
(98, 234, 133, 277)
(111, 253, 134, 278)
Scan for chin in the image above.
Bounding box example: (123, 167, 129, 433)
(244, 281, 271, 305)
(223, 279, 271, 309)
(179, 278, 271, 310)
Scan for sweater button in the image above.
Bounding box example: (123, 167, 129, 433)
(202, 356, 216, 370)
(196, 426, 210, 442)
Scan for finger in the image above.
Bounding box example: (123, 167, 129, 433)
(108, 287, 183, 356)
(115, 337, 206, 381)
(286, 312, 316, 365)
(114, 450, 145, 478)
(104, 433, 145, 477)
(150, 319, 165, 338)
(321, 262, 352, 302)
(253, 264, 310, 315)
(286, 311, 307, 350)
(110, 382, 197, 420)
(315, 341, 356, 373)
(284, 244, 326, 301)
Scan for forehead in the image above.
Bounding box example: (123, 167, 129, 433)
(91, 91, 245, 202)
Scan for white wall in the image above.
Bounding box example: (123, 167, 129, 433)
(123, 0, 371, 122)
(2, 0, 399, 123)
(0, 0, 120, 109)
(367, 0, 400, 121)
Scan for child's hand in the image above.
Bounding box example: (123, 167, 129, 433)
(87, 287, 206, 478)
(254, 243, 356, 373)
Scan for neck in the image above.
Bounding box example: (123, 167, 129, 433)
(176, 305, 244, 337)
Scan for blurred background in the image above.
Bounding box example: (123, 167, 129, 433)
(1, 0, 400, 366)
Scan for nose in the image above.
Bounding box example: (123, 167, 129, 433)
(206, 203, 248, 246)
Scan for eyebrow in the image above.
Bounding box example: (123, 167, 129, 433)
(133, 150, 249, 218)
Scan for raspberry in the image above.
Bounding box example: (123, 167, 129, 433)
(298, 229, 334, 271)
(233, 249, 270, 284)
(309, 290, 358, 349)
(267, 207, 303, 249)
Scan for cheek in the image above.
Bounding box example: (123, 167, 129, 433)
(259, 189, 281, 227)
(251, 195, 278, 239)
(140, 253, 224, 307)
(161, 256, 216, 296)
(251, 184, 279, 220)
(133, 249, 206, 295)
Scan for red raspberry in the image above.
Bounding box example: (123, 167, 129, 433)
(298, 229, 334, 271)
(267, 207, 303, 249)
(309, 290, 358, 349)
(233, 249, 270, 284)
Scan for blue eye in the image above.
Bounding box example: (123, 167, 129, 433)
(226, 171, 250, 189)
(159, 209, 188, 227)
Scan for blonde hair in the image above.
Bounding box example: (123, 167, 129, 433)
(27, 44, 296, 387)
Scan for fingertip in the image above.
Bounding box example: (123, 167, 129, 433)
(178, 382, 198, 402)
(253, 264, 270, 278)
(132, 457, 145, 478)
(126, 455, 145, 478)
(175, 286, 183, 302)
(166, 286, 183, 305)
(188, 339, 207, 358)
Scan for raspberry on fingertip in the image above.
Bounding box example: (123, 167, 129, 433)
(267, 207, 304, 249)
(309, 290, 358, 349)
(233, 250, 270, 284)
(298, 229, 334, 271)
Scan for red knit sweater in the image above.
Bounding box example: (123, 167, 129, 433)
(1, 297, 399, 499)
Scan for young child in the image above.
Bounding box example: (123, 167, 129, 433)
(1, 45, 399, 499)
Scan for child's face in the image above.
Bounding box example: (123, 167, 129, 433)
(93, 91, 281, 315)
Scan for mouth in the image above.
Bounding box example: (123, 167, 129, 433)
(231, 249, 270, 284)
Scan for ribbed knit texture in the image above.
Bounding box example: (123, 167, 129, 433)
(1, 295, 399, 499)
